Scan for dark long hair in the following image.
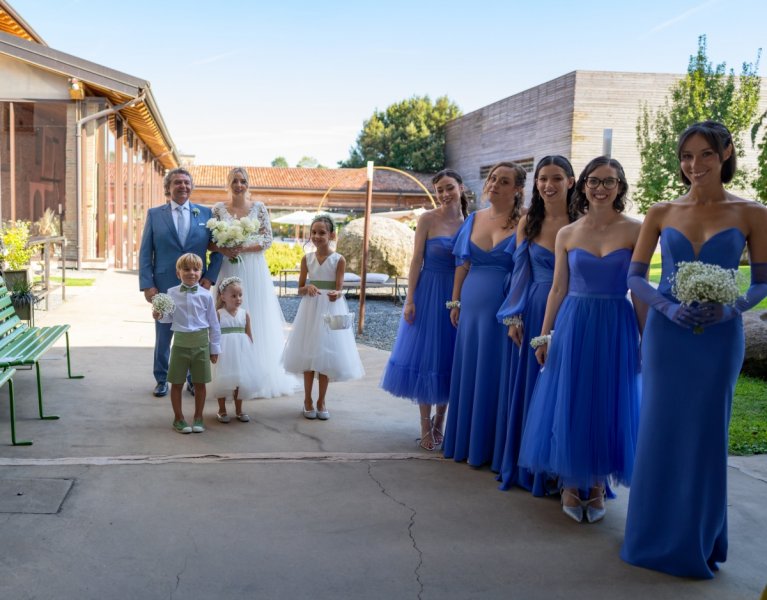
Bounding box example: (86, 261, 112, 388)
(573, 156, 629, 214)
(677, 120, 736, 185)
(524, 155, 577, 241)
(432, 169, 468, 217)
(483, 161, 526, 229)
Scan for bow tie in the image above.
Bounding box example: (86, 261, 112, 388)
(180, 285, 198, 293)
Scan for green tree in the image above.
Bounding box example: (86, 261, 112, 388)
(296, 156, 320, 168)
(341, 95, 462, 172)
(751, 110, 767, 202)
(635, 36, 762, 213)
(271, 156, 288, 167)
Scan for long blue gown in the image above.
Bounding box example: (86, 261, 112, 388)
(518, 248, 641, 491)
(442, 213, 516, 467)
(495, 240, 554, 495)
(621, 227, 746, 579)
(381, 237, 457, 404)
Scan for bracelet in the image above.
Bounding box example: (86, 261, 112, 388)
(503, 315, 523, 327)
(530, 331, 553, 349)
(445, 300, 461, 309)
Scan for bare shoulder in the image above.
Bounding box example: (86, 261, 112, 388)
(556, 220, 577, 244)
(516, 214, 529, 241)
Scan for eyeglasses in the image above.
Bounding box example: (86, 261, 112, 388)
(585, 177, 620, 190)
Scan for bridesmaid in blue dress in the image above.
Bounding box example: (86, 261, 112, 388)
(622, 121, 767, 578)
(496, 155, 577, 494)
(381, 169, 467, 450)
(442, 162, 525, 468)
(518, 157, 642, 523)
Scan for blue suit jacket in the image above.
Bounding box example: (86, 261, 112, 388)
(138, 202, 223, 293)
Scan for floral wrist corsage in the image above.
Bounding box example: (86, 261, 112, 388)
(530, 331, 553, 349)
(445, 300, 461, 310)
(503, 315, 523, 327)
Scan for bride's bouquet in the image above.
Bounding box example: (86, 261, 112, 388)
(670, 261, 740, 333)
(206, 216, 261, 263)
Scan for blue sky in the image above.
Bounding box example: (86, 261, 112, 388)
(10, 0, 766, 167)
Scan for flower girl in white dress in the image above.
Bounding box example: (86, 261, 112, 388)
(210, 277, 262, 423)
(282, 215, 364, 420)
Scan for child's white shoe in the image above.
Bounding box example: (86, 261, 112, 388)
(217, 412, 231, 423)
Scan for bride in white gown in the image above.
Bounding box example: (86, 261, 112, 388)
(211, 167, 298, 398)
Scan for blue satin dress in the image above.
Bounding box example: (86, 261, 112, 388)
(381, 237, 457, 404)
(622, 227, 746, 579)
(495, 241, 555, 495)
(443, 214, 516, 467)
(518, 248, 641, 491)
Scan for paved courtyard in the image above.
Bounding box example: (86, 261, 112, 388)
(0, 270, 765, 599)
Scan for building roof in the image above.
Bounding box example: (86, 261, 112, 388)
(188, 166, 435, 194)
(0, 1, 45, 44)
(0, 28, 178, 169)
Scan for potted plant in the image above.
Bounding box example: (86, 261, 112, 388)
(10, 279, 39, 322)
(1, 220, 38, 288)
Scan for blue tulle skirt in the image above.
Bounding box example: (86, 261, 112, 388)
(518, 294, 641, 489)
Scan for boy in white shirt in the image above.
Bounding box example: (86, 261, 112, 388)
(153, 253, 221, 433)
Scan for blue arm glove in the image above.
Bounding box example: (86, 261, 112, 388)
(694, 262, 767, 325)
(627, 261, 698, 328)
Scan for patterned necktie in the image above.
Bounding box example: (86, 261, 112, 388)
(180, 285, 198, 293)
(176, 205, 188, 246)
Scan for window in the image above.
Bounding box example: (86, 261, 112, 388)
(480, 157, 535, 179)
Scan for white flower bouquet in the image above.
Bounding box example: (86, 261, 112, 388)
(670, 261, 740, 333)
(151, 293, 175, 318)
(206, 216, 261, 263)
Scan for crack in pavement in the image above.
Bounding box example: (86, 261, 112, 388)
(366, 462, 424, 600)
(291, 422, 327, 452)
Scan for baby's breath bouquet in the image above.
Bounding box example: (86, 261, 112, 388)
(669, 261, 740, 333)
(151, 293, 175, 318)
(206, 216, 261, 263)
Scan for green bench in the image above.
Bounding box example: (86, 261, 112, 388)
(0, 276, 83, 445)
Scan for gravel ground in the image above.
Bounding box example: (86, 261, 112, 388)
(277, 280, 402, 352)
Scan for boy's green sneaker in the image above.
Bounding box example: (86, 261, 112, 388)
(192, 419, 205, 433)
(173, 419, 192, 434)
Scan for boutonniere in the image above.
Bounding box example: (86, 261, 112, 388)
(191, 207, 200, 217)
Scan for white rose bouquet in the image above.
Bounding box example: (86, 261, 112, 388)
(151, 293, 175, 318)
(670, 261, 740, 333)
(207, 216, 261, 263)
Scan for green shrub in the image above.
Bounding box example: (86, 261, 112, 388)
(265, 242, 305, 276)
(2, 220, 39, 270)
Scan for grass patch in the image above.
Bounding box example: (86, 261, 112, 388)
(730, 375, 767, 455)
(34, 276, 95, 287)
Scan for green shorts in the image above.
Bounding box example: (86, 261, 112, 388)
(167, 329, 211, 384)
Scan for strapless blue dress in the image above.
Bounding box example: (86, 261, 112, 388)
(443, 214, 515, 467)
(622, 227, 746, 579)
(495, 241, 555, 494)
(381, 237, 457, 404)
(518, 248, 641, 490)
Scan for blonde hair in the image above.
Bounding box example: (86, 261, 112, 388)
(176, 253, 203, 271)
(226, 167, 250, 199)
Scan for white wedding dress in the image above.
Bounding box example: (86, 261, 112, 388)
(212, 202, 298, 398)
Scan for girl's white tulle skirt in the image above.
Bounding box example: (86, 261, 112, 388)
(282, 293, 365, 382)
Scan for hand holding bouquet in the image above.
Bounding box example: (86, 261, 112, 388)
(151, 293, 175, 319)
(207, 216, 261, 263)
(669, 261, 740, 333)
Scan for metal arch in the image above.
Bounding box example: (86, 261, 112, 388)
(316, 166, 437, 212)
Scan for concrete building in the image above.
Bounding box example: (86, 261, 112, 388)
(445, 70, 767, 209)
(0, 1, 178, 270)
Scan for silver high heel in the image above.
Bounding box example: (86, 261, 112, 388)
(560, 489, 584, 523)
(584, 487, 606, 523)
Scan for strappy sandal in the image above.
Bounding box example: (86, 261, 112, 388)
(417, 417, 436, 451)
(431, 414, 445, 446)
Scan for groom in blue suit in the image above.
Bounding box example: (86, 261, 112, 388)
(139, 167, 223, 397)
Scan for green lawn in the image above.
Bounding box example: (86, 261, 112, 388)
(648, 252, 767, 310)
(34, 276, 95, 287)
(730, 375, 767, 455)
